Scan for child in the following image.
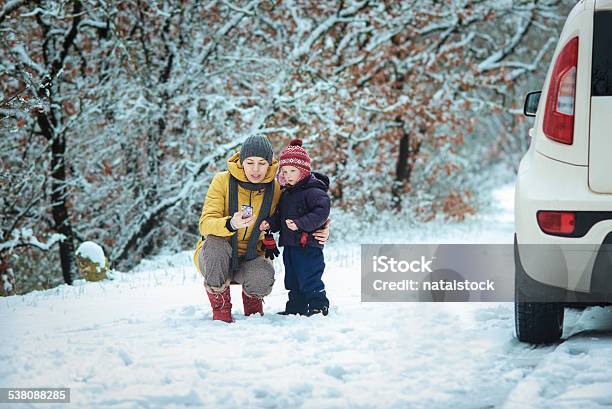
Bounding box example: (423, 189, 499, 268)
(259, 139, 331, 316)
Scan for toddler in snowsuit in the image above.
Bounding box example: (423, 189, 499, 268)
(260, 139, 331, 316)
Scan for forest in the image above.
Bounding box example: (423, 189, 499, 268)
(1, 0, 571, 295)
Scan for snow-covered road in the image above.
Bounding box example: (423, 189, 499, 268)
(2, 185, 612, 409)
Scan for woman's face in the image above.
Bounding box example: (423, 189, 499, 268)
(281, 165, 301, 186)
(242, 156, 270, 183)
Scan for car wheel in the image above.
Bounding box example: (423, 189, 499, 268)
(515, 283, 564, 344)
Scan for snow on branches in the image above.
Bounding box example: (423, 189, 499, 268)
(0, 0, 570, 291)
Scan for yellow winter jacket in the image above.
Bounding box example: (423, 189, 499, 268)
(194, 151, 281, 274)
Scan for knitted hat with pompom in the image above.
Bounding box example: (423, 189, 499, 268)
(278, 139, 311, 174)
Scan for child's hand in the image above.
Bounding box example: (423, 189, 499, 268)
(259, 220, 270, 231)
(286, 219, 298, 231)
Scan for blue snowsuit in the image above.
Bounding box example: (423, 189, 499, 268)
(266, 172, 331, 312)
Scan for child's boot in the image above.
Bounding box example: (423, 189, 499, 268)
(277, 290, 307, 315)
(304, 290, 329, 317)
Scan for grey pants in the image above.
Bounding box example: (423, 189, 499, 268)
(199, 235, 275, 299)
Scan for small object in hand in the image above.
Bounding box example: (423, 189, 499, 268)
(241, 205, 253, 219)
(300, 231, 308, 248)
(262, 232, 280, 260)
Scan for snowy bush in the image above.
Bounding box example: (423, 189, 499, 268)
(75, 241, 109, 282)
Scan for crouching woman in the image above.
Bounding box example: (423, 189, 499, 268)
(194, 135, 329, 323)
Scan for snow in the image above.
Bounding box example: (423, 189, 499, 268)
(1, 274, 12, 293)
(76, 241, 106, 268)
(0, 228, 65, 252)
(2, 184, 612, 408)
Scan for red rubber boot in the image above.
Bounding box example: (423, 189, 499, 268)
(242, 289, 264, 316)
(206, 287, 233, 323)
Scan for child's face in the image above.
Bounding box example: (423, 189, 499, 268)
(281, 166, 301, 186)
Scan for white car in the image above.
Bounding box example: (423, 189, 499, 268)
(515, 0, 612, 344)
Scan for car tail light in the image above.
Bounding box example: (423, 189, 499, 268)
(537, 211, 576, 235)
(543, 37, 579, 145)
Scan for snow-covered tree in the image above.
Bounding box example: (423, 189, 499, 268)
(1, 0, 571, 294)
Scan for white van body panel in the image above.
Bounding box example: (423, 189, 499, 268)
(588, 98, 612, 193)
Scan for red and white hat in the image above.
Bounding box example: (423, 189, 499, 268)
(279, 139, 311, 174)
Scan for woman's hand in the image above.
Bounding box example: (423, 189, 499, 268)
(285, 219, 298, 231)
(230, 211, 254, 230)
(259, 220, 270, 231)
(312, 219, 331, 244)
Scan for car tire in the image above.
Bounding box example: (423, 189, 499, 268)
(515, 283, 564, 344)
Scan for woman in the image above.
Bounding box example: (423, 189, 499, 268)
(194, 135, 329, 323)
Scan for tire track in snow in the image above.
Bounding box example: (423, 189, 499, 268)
(501, 306, 612, 408)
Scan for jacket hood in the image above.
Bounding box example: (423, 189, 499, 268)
(297, 171, 329, 191)
(227, 151, 279, 183)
